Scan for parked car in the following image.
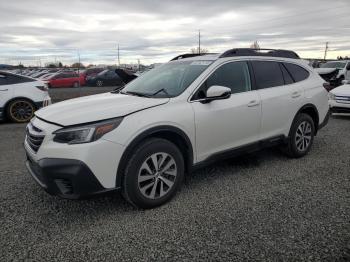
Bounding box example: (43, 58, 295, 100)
(0, 71, 51, 123)
(115, 68, 138, 84)
(329, 84, 350, 113)
(81, 68, 105, 81)
(87, 69, 123, 87)
(45, 72, 85, 88)
(315, 60, 350, 88)
(24, 48, 329, 208)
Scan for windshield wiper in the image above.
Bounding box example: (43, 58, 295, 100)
(120, 91, 151, 98)
(150, 88, 170, 97)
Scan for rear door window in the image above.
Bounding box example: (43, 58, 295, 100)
(283, 63, 310, 82)
(251, 61, 284, 89)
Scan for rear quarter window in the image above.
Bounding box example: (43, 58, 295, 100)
(283, 63, 310, 82)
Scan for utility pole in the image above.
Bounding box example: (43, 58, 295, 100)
(77, 50, 81, 95)
(324, 42, 329, 61)
(198, 30, 201, 55)
(117, 44, 120, 67)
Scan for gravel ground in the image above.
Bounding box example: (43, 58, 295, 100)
(0, 115, 349, 261)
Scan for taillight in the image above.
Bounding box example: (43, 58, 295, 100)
(323, 82, 331, 92)
(36, 85, 49, 91)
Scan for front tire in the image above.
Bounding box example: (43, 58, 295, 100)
(122, 138, 184, 209)
(6, 99, 35, 123)
(283, 113, 315, 158)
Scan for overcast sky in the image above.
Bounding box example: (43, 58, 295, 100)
(0, 0, 349, 66)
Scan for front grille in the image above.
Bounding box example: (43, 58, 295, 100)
(335, 95, 350, 104)
(26, 123, 45, 153)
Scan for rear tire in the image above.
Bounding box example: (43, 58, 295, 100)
(122, 138, 184, 209)
(6, 99, 35, 123)
(283, 113, 315, 158)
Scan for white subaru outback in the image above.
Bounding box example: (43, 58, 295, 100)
(24, 49, 330, 208)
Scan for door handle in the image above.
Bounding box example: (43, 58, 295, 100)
(0, 89, 8, 91)
(291, 91, 301, 98)
(247, 100, 260, 107)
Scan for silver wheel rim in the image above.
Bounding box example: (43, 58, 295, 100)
(138, 152, 177, 200)
(97, 80, 102, 86)
(295, 121, 312, 152)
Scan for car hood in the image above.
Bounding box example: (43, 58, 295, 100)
(35, 92, 169, 126)
(315, 68, 338, 75)
(330, 84, 350, 96)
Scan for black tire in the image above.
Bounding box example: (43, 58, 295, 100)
(122, 138, 184, 209)
(283, 113, 315, 158)
(6, 99, 35, 123)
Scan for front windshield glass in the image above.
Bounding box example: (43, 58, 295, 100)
(121, 60, 212, 98)
(321, 62, 346, 69)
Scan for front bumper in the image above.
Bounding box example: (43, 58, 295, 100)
(26, 155, 117, 199)
(329, 99, 350, 113)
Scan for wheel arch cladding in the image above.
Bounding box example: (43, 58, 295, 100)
(294, 104, 319, 135)
(116, 125, 194, 188)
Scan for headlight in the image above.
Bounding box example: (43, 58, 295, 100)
(53, 118, 123, 144)
(329, 93, 335, 100)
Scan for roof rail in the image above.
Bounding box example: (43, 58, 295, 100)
(170, 53, 217, 61)
(219, 48, 300, 59)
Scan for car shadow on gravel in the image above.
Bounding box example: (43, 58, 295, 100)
(35, 147, 288, 220)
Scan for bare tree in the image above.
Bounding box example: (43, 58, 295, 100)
(250, 41, 260, 49)
(190, 47, 209, 54)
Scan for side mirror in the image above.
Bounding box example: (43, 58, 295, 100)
(201, 85, 231, 103)
(346, 64, 350, 70)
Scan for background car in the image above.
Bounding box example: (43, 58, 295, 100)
(316, 60, 350, 88)
(0, 71, 51, 123)
(81, 67, 105, 81)
(329, 84, 350, 113)
(45, 72, 85, 88)
(87, 69, 123, 87)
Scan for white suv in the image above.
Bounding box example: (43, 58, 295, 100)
(24, 49, 330, 208)
(0, 71, 51, 123)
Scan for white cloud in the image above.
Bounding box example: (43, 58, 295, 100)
(0, 0, 349, 65)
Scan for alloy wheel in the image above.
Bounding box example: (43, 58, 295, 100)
(295, 121, 312, 152)
(10, 100, 34, 122)
(138, 152, 177, 199)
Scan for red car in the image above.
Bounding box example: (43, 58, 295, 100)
(45, 72, 86, 88)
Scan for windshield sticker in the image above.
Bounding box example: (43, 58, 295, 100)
(190, 61, 212, 66)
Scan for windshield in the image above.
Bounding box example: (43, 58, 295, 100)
(321, 62, 346, 69)
(121, 60, 212, 98)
